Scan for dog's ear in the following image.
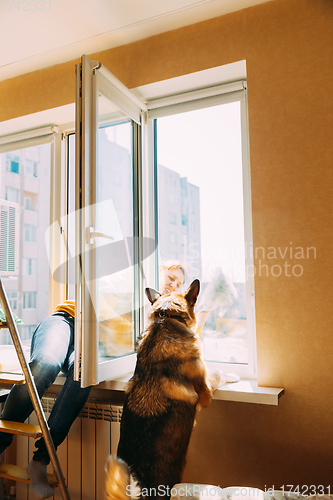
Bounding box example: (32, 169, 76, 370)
(145, 287, 162, 305)
(184, 279, 200, 307)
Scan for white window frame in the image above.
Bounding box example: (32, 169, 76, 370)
(74, 55, 147, 387)
(144, 79, 256, 380)
(0, 125, 61, 314)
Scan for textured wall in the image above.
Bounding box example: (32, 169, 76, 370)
(1, 0, 333, 489)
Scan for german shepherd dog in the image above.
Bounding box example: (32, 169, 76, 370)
(105, 280, 221, 500)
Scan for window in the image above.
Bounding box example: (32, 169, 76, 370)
(152, 83, 255, 378)
(1, 58, 253, 383)
(6, 154, 19, 173)
(23, 258, 37, 276)
(23, 193, 37, 211)
(24, 224, 37, 242)
(157, 104, 250, 365)
(6, 187, 19, 203)
(0, 140, 51, 346)
(23, 292, 37, 309)
(70, 55, 254, 383)
(169, 212, 177, 224)
(7, 292, 18, 311)
(25, 158, 38, 177)
(24, 196, 31, 210)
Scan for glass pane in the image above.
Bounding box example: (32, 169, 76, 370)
(96, 119, 135, 360)
(156, 102, 249, 365)
(68, 116, 135, 364)
(0, 143, 51, 371)
(67, 133, 75, 301)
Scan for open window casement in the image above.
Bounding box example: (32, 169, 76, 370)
(74, 55, 147, 387)
(75, 55, 256, 387)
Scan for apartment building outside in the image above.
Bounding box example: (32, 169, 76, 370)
(0, 143, 51, 344)
(157, 164, 202, 283)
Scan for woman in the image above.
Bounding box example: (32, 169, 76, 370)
(158, 260, 186, 295)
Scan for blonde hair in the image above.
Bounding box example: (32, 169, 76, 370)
(159, 260, 186, 283)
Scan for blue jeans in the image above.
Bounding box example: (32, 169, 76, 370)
(0, 311, 91, 464)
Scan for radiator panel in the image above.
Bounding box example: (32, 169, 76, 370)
(14, 397, 123, 500)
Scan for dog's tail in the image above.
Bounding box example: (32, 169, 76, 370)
(105, 455, 140, 500)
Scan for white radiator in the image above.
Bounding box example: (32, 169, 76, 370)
(14, 396, 123, 500)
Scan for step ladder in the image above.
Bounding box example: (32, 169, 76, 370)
(0, 278, 70, 500)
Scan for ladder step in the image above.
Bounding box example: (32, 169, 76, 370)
(0, 322, 8, 329)
(0, 420, 43, 438)
(0, 372, 26, 385)
(0, 463, 58, 487)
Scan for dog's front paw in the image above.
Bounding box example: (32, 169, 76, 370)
(210, 370, 226, 392)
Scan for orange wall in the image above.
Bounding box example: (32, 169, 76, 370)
(1, 0, 333, 489)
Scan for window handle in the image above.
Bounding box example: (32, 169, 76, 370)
(86, 227, 114, 245)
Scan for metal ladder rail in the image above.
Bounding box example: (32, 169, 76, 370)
(0, 278, 70, 500)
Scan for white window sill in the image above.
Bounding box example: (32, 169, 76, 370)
(53, 373, 284, 406)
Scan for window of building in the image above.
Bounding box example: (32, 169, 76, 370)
(24, 224, 37, 242)
(23, 257, 37, 276)
(6, 154, 19, 173)
(5, 187, 19, 204)
(23, 292, 37, 309)
(7, 291, 18, 311)
(25, 158, 38, 177)
(24, 196, 31, 210)
(169, 212, 177, 224)
(23, 193, 37, 211)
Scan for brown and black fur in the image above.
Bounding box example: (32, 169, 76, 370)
(105, 280, 221, 500)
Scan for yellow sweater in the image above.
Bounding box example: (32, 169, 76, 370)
(54, 300, 75, 318)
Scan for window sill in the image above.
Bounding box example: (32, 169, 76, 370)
(53, 374, 284, 406)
